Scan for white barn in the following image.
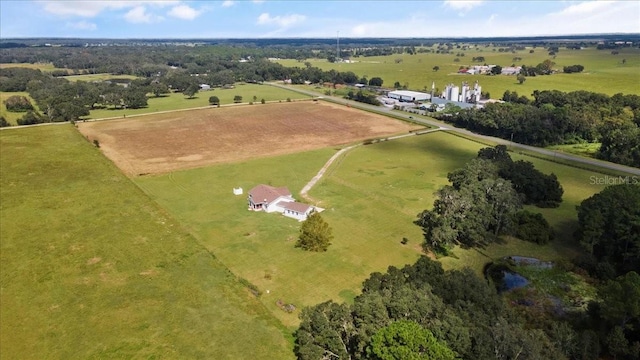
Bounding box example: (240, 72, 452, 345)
(387, 90, 430, 102)
(247, 184, 314, 221)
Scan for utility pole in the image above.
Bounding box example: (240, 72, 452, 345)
(336, 31, 340, 62)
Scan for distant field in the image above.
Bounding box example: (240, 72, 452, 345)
(86, 83, 313, 119)
(134, 131, 619, 328)
(0, 91, 39, 125)
(0, 125, 294, 359)
(64, 73, 138, 82)
(277, 46, 640, 96)
(0, 62, 58, 71)
(78, 101, 420, 175)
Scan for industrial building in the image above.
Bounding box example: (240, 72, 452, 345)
(442, 81, 481, 103)
(387, 90, 431, 102)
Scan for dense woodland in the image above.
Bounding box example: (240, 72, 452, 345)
(438, 90, 640, 168)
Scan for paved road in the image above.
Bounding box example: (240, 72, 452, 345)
(267, 82, 640, 176)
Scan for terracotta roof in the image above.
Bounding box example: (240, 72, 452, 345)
(248, 184, 291, 204)
(281, 201, 312, 213)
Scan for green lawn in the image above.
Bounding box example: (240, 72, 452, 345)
(547, 142, 601, 158)
(0, 91, 39, 126)
(64, 73, 139, 82)
(277, 46, 640, 96)
(0, 62, 59, 71)
(0, 125, 293, 359)
(87, 83, 312, 119)
(134, 130, 622, 328)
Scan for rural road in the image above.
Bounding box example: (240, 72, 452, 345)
(267, 82, 640, 176)
(299, 128, 444, 203)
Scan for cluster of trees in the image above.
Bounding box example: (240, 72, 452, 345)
(563, 64, 585, 73)
(519, 59, 556, 76)
(575, 184, 640, 278)
(438, 90, 640, 167)
(3, 95, 34, 112)
(415, 147, 558, 253)
(345, 90, 380, 106)
(478, 145, 563, 207)
(295, 257, 565, 359)
(416, 145, 559, 251)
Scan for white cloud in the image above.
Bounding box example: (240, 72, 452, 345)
(167, 4, 201, 20)
(257, 13, 306, 27)
(553, 1, 615, 16)
(41, 1, 178, 18)
(66, 20, 96, 31)
(222, 1, 235, 7)
(443, 0, 484, 11)
(253, 0, 265, 3)
(124, 6, 157, 24)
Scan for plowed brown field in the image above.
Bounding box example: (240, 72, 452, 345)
(78, 101, 421, 175)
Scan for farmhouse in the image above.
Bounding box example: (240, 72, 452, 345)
(387, 90, 430, 102)
(248, 184, 314, 221)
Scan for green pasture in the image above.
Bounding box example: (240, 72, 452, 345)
(64, 73, 138, 82)
(0, 62, 59, 71)
(277, 46, 640, 96)
(87, 83, 312, 119)
(135, 130, 621, 328)
(0, 125, 293, 359)
(0, 91, 39, 125)
(547, 142, 600, 158)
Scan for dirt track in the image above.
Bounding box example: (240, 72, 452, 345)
(77, 101, 421, 176)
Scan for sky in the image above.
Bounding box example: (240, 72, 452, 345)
(1, 0, 639, 39)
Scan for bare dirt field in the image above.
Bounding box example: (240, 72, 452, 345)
(77, 101, 421, 175)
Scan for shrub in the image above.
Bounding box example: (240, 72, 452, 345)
(3, 95, 34, 112)
(513, 210, 554, 244)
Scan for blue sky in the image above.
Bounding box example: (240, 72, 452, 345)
(1, 1, 638, 38)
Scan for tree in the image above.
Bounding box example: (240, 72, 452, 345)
(183, 84, 199, 99)
(367, 320, 457, 360)
(517, 74, 526, 84)
(600, 271, 640, 328)
(576, 185, 640, 275)
(432, 66, 440, 72)
(296, 212, 333, 252)
(369, 77, 383, 87)
(233, 95, 243, 103)
(208, 96, 220, 106)
(3, 95, 34, 112)
(0, 116, 9, 127)
(151, 82, 170, 97)
(490, 65, 503, 75)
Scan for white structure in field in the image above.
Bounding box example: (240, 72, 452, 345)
(247, 184, 314, 221)
(387, 90, 430, 102)
(199, 84, 211, 91)
(233, 187, 243, 195)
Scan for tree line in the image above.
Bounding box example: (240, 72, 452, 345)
(438, 90, 640, 168)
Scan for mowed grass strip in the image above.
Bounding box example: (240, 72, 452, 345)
(87, 83, 313, 119)
(0, 125, 293, 359)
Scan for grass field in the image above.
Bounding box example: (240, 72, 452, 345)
(0, 125, 294, 359)
(277, 46, 640, 96)
(547, 142, 600, 158)
(64, 73, 138, 82)
(134, 130, 621, 328)
(0, 91, 39, 126)
(79, 101, 419, 175)
(0, 62, 59, 71)
(86, 83, 313, 119)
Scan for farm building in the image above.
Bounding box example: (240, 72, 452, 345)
(247, 184, 314, 221)
(199, 84, 211, 91)
(387, 90, 430, 102)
